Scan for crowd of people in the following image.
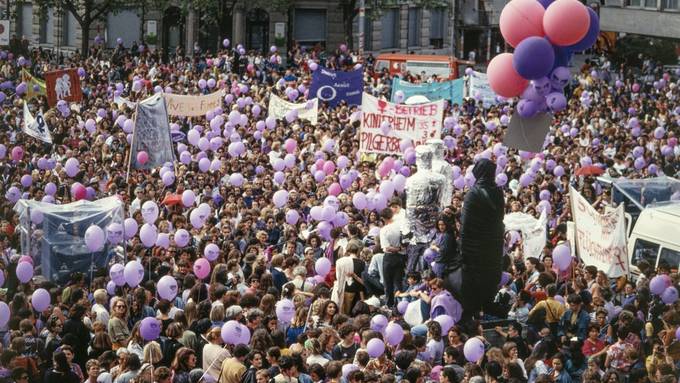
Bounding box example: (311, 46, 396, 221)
(0, 33, 677, 383)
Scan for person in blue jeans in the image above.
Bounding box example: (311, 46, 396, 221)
(557, 294, 591, 343)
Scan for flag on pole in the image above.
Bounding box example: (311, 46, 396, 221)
(21, 68, 47, 100)
(23, 102, 52, 143)
(129, 93, 174, 170)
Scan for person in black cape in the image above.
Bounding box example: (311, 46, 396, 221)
(443, 158, 505, 320)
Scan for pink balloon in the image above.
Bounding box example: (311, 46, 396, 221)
(487, 53, 528, 98)
(137, 151, 149, 165)
(328, 183, 341, 196)
(543, 0, 590, 46)
(499, 0, 546, 47)
(193, 258, 211, 279)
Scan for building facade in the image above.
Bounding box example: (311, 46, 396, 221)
(599, 0, 680, 39)
(5, 0, 455, 58)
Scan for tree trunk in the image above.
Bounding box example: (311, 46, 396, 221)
(81, 20, 90, 56)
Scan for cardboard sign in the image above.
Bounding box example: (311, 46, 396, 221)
(503, 112, 552, 153)
(163, 89, 225, 117)
(44, 69, 82, 107)
(359, 93, 444, 155)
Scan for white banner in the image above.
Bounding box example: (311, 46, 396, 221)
(468, 71, 497, 108)
(114, 96, 137, 109)
(504, 211, 547, 259)
(267, 94, 318, 125)
(164, 89, 225, 117)
(23, 102, 52, 143)
(359, 93, 445, 155)
(569, 186, 628, 277)
(0, 20, 9, 46)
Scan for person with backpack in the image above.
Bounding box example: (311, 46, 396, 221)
(527, 284, 565, 337)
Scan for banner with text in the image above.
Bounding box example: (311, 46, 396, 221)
(45, 69, 82, 107)
(309, 67, 363, 107)
(163, 89, 225, 117)
(569, 186, 628, 277)
(391, 78, 465, 105)
(130, 94, 175, 170)
(468, 71, 497, 108)
(268, 94, 319, 125)
(23, 102, 52, 143)
(359, 93, 444, 155)
(504, 211, 547, 259)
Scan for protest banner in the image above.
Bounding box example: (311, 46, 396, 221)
(504, 211, 547, 259)
(569, 186, 628, 277)
(468, 71, 497, 107)
(114, 95, 137, 109)
(0, 20, 8, 46)
(268, 94, 319, 125)
(391, 78, 464, 105)
(129, 94, 175, 170)
(164, 89, 225, 117)
(21, 68, 46, 100)
(44, 69, 82, 107)
(23, 102, 52, 143)
(308, 66, 363, 107)
(359, 93, 445, 155)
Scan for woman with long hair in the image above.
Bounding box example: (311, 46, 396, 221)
(170, 347, 197, 383)
(88, 332, 113, 360)
(313, 300, 338, 328)
(202, 327, 230, 382)
(305, 338, 330, 367)
(44, 351, 79, 383)
(108, 297, 131, 349)
(126, 321, 144, 360)
(242, 350, 265, 383)
(286, 307, 308, 345)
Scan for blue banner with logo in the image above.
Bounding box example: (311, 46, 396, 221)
(390, 78, 465, 105)
(309, 67, 363, 107)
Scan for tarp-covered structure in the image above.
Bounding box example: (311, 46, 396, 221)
(14, 196, 124, 283)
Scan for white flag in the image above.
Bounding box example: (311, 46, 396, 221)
(23, 102, 52, 143)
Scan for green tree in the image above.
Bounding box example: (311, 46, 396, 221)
(24, 0, 166, 55)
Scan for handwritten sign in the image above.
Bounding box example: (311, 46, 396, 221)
(163, 90, 225, 117)
(359, 93, 444, 155)
(268, 94, 319, 125)
(569, 186, 628, 277)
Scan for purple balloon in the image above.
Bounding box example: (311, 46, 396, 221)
(650, 275, 671, 295)
(397, 300, 409, 315)
(157, 275, 178, 300)
(123, 260, 144, 287)
(30, 288, 51, 312)
(513, 37, 555, 80)
(661, 287, 679, 304)
(549, 67, 571, 89)
(546, 92, 567, 112)
(517, 99, 539, 118)
(464, 337, 485, 362)
(553, 244, 572, 271)
(366, 338, 385, 358)
(385, 322, 404, 346)
(16, 262, 33, 283)
(140, 317, 162, 341)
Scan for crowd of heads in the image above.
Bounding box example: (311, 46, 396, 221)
(0, 33, 676, 383)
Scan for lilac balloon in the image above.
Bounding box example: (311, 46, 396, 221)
(16, 262, 33, 283)
(110, 264, 126, 286)
(552, 244, 572, 271)
(20, 174, 32, 188)
(124, 260, 144, 287)
(385, 322, 404, 346)
(366, 338, 385, 358)
(157, 275, 178, 300)
(464, 338, 485, 362)
(650, 275, 671, 295)
(140, 317, 162, 341)
(84, 225, 106, 252)
(661, 287, 679, 304)
(285, 210, 300, 225)
(31, 288, 51, 312)
(315, 257, 331, 277)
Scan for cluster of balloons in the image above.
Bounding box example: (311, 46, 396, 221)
(489, 0, 600, 118)
(649, 275, 678, 304)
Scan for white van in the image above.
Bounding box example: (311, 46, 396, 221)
(627, 202, 680, 276)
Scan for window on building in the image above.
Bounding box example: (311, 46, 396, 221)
(364, 10, 373, 51)
(644, 0, 657, 7)
(294, 8, 327, 49)
(664, 0, 679, 7)
(62, 10, 77, 47)
(407, 8, 421, 47)
(381, 8, 399, 49)
(628, 0, 642, 6)
(18, 4, 33, 40)
(39, 7, 54, 44)
(429, 8, 446, 48)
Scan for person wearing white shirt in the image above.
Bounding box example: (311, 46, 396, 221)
(379, 208, 405, 309)
(91, 289, 110, 327)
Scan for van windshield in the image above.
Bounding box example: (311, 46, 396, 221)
(631, 238, 658, 268)
(659, 248, 680, 271)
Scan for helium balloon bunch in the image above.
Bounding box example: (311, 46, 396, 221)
(488, 0, 600, 117)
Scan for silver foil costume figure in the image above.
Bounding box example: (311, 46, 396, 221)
(405, 145, 446, 244)
(428, 138, 453, 209)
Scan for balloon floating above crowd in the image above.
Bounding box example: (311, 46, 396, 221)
(490, 0, 600, 120)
